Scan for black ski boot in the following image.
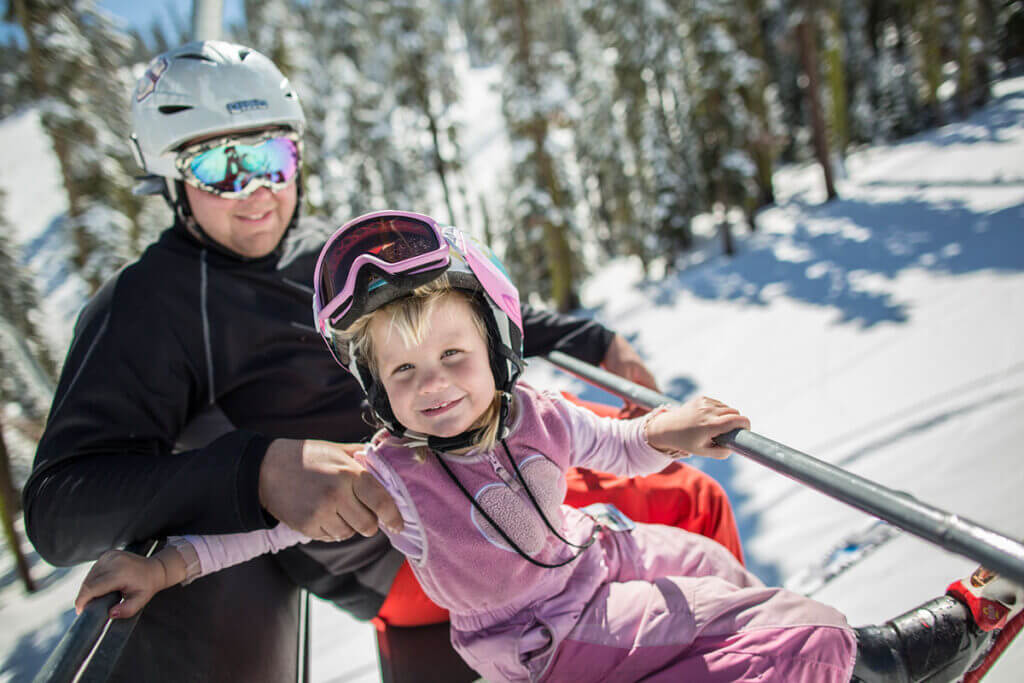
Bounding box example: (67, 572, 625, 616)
(850, 595, 992, 682)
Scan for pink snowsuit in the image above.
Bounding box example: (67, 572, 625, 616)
(181, 383, 856, 682)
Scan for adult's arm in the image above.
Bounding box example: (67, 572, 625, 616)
(520, 304, 659, 398)
(520, 304, 614, 364)
(23, 276, 274, 566)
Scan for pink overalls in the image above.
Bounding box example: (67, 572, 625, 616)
(363, 384, 856, 682)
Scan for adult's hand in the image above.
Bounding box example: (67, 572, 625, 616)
(258, 439, 403, 542)
(601, 334, 660, 418)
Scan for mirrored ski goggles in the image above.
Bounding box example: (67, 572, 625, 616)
(175, 130, 301, 199)
(314, 211, 451, 335)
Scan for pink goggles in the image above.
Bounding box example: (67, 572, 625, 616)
(313, 211, 450, 335)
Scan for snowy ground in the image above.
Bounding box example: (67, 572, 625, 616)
(2, 78, 1024, 682)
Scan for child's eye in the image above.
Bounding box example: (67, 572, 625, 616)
(392, 363, 413, 375)
(442, 349, 461, 359)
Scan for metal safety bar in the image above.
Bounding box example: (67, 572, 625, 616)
(31, 540, 311, 683)
(544, 350, 1024, 587)
(32, 540, 159, 683)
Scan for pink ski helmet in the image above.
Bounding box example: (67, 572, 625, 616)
(312, 211, 523, 448)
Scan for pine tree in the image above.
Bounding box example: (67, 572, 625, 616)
(921, 0, 947, 126)
(8, 0, 144, 292)
(735, 0, 783, 215)
(571, 21, 641, 259)
(865, 0, 926, 139)
(687, 0, 771, 226)
(823, 4, 850, 159)
(243, 0, 440, 224)
(955, 0, 995, 115)
(839, 0, 880, 145)
(574, 1, 653, 267)
(0, 192, 58, 407)
(0, 190, 56, 594)
(366, 0, 464, 225)
(575, 0, 704, 268)
(795, 4, 838, 200)
(0, 415, 34, 593)
(485, 0, 581, 312)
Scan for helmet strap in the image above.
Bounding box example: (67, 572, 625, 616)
(170, 180, 242, 261)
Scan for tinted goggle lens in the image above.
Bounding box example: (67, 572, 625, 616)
(319, 216, 443, 303)
(182, 135, 299, 195)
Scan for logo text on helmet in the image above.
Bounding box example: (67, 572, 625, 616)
(135, 57, 168, 103)
(226, 99, 269, 114)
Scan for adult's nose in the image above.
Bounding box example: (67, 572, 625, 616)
(241, 185, 275, 201)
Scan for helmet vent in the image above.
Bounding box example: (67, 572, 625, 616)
(238, 48, 251, 60)
(179, 54, 215, 63)
(158, 105, 193, 115)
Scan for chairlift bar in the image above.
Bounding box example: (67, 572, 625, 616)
(32, 540, 158, 683)
(544, 351, 1024, 586)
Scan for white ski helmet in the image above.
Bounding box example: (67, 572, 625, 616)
(130, 40, 306, 184)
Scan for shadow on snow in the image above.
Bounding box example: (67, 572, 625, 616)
(645, 195, 1022, 329)
(0, 607, 74, 682)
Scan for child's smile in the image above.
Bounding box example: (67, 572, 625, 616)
(372, 294, 496, 439)
(420, 396, 464, 415)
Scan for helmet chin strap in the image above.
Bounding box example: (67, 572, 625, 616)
(381, 391, 514, 454)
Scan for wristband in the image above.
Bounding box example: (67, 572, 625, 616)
(642, 405, 690, 458)
(166, 537, 202, 585)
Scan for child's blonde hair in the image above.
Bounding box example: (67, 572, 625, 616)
(339, 275, 504, 452)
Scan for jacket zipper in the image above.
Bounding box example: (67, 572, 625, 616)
(484, 449, 521, 491)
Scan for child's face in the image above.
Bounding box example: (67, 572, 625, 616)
(371, 294, 496, 439)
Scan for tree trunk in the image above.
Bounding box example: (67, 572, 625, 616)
(720, 220, 734, 256)
(0, 416, 35, 593)
(717, 203, 734, 256)
(973, 0, 995, 107)
(739, 0, 776, 213)
(956, 0, 975, 118)
(415, 67, 457, 227)
(513, 0, 577, 312)
(479, 194, 494, 247)
(797, 16, 838, 201)
(923, 0, 945, 125)
(824, 7, 849, 156)
(10, 0, 44, 98)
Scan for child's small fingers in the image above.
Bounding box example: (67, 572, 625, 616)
(112, 593, 147, 619)
(702, 445, 733, 460)
(714, 413, 750, 433)
(76, 586, 118, 615)
(75, 579, 106, 612)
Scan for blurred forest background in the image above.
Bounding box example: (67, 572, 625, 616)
(0, 1, 1023, 580)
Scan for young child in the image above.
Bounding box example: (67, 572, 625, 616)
(77, 212, 1020, 683)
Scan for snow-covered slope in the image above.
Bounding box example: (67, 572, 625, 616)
(526, 76, 1024, 681)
